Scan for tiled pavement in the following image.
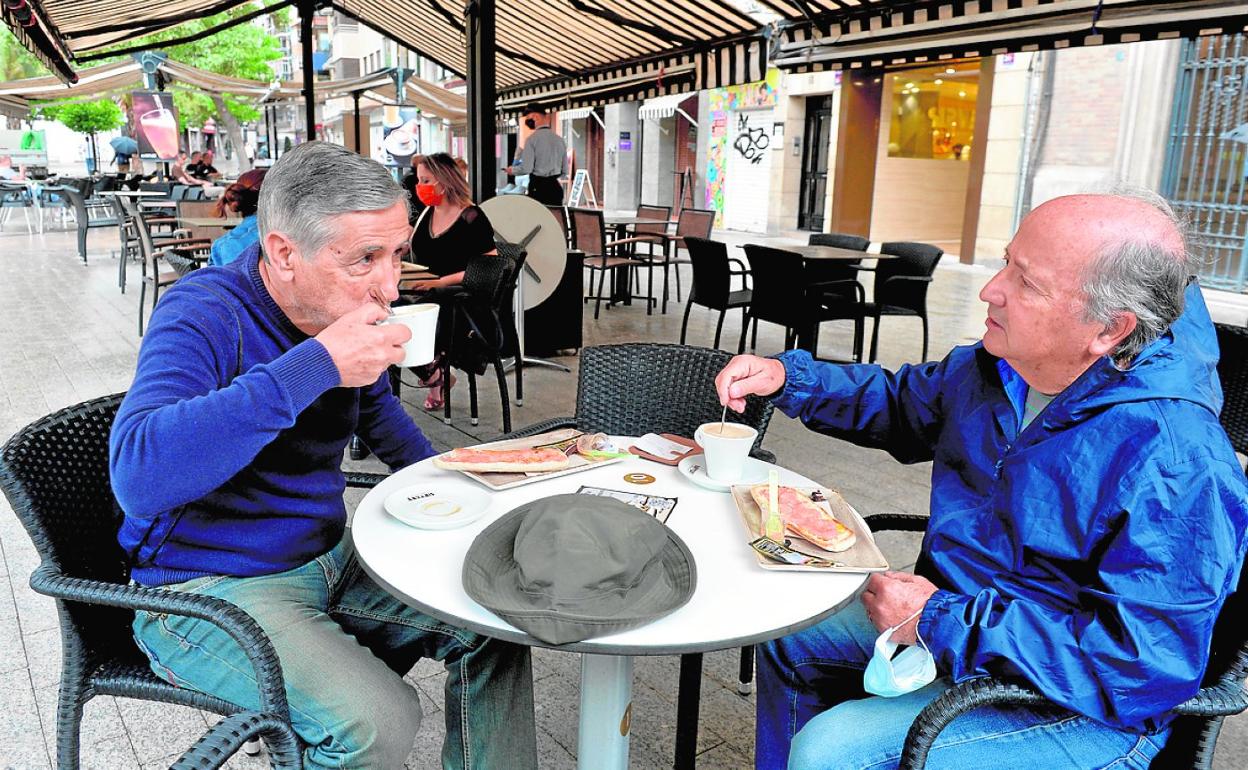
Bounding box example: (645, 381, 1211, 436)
(0, 219, 1244, 769)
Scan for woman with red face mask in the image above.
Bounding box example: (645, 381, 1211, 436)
(406, 152, 498, 410)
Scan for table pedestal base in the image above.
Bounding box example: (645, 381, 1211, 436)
(577, 653, 634, 770)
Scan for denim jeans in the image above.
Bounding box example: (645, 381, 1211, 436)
(132, 535, 537, 769)
(756, 601, 1168, 770)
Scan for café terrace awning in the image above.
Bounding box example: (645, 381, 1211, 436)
(268, 71, 467, 126)
(0, 58, 466, 125)
(3, 0, 770, 111)
(764, 0, 1248, 73)
(638, 92, 697, 124)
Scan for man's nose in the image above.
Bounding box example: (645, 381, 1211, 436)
(377, 260, 401, 302)
(979, 270, 1004, 306)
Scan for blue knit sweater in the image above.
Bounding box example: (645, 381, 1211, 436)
(110, 245, 436, 586)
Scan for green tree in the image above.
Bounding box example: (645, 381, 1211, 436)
(55, 100, 124, 170)
(0, 27, 49, 81)
(101, 4, 286, 171)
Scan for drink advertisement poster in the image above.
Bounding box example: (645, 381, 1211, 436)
(132, 91, 180, 161)
(381, 105, 421, 168)
(0, 129, 48, 166)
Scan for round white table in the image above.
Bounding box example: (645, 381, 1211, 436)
(353, 445, 867, 770)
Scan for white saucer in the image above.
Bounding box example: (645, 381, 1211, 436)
(383, 483, 492, 530)
(677, 454, 771, 492)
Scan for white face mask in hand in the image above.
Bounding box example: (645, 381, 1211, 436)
(863, 607, 936, 698)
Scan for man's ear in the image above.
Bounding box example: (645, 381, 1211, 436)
(1089, 312, 1137, 358)
(262, 230, 300, 282)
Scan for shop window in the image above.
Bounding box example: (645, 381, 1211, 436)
(887, 63, 978, 161)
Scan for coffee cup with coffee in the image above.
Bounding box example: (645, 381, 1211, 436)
(694, 422, 758, 482)
(382, 304, 439, 367)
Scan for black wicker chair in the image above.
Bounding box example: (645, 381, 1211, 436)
(0, 394, 305, 769)
(499, 342, 775, 769)
(867, 242, 944, 363)
(1215, 322, 1248, 457)
(860, 512, 1248, 770)
(680, 236, 752, 350)
(423, 253, 519, 433)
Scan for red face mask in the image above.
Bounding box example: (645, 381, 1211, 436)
(416, 183, 443, 207)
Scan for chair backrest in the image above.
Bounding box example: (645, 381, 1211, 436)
(635, 204, 671, 236)
(574, 343, 774, 454)
(0, 394, 136, 656)
(743, 244, 811, 327)
(139, 181, 172, 195)
(570, 207, 606, 257)
(547, 205, 571, 248)
(683, 236, 734, 309)
(177, 199, 226, 242)
(675, 208, 715, 240)
(1215, 323, 1248, 457)
(119, 196, 160, 275)
(60, 186, 89, 220)
(0, 181, 30, 206)
(875, 241, 943, 311)
(809, 232, 870, 252)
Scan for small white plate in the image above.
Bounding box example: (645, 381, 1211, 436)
(383, 483, 492, 530)
(677, 454, 771, 492)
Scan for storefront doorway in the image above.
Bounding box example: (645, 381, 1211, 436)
(798, 94, 834, 231)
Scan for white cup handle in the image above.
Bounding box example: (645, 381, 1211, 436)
(694, 427, 705, 448)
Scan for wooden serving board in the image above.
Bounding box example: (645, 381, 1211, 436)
(437, 428, 624, 491)
(730, 485, 888, 573)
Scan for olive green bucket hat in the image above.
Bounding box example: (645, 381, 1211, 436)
(462, 494, 696, 645)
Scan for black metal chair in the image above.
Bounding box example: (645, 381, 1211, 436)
(867, 242, 944, 363)
(119, 196, 211, 336)
(742, 244, 866, 361)
(499, 342, 776, 770)
(862, 508, 1248, 770)
(680, 236, 752, 350)
(0, 394, 304, 769)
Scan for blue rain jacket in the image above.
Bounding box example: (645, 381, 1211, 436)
(773, 283, 1248, 732)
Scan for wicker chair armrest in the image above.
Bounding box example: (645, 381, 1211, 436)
(728, 257, 748, 272)
(899, 677, 1053, 770)
(627, 232, 673, 244)
(29, 563, 290, 721)
(812, 278, 866, 303)
(344, 471, 388, 488)
(170, 711, 302, 770)
(750, 447, 776, 464)
(500, 417, 579, 440)
(1171, 681, 1248, 717)
(881, 275, 935, 287)
(153, 236, 212, 249)
(862, 513, 930, 533)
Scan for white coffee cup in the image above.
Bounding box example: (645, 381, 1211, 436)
(382, 304, 439, 367)
(694, 421, 758, 482)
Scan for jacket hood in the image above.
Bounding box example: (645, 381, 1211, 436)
(996, 282, 1223, 424)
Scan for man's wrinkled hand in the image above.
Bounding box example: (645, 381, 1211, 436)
(714, 355, 786, 413)
(315, 302, 409, 388)
(860, 571, 938, 645)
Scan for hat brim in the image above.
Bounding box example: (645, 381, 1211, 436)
(463, 500, 696, 646)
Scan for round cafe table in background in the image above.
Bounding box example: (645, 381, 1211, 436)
(352, 443, 868, 770)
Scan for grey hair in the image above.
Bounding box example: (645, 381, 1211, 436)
(257, 141, 407, 259)
(1079, 185, 1194, 366)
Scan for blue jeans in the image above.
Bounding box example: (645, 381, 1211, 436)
(133, 536, 537, 769)
(756, 602, 1168, 770)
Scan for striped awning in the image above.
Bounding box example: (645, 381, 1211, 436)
(0, 58, 466, 125)
(765, 0, 1248, 73)
(638, 92, 697, 123)
(4, 0, 771, 110)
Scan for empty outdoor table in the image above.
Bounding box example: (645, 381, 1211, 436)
(738, 243, 897, 262)
(352, 446, 868, 770)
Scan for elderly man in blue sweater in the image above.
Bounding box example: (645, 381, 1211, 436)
(716, 191, 1248, 769)
(110, 141, 536, 769)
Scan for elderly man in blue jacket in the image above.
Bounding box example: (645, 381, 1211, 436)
(716, 191, 1248, 769)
